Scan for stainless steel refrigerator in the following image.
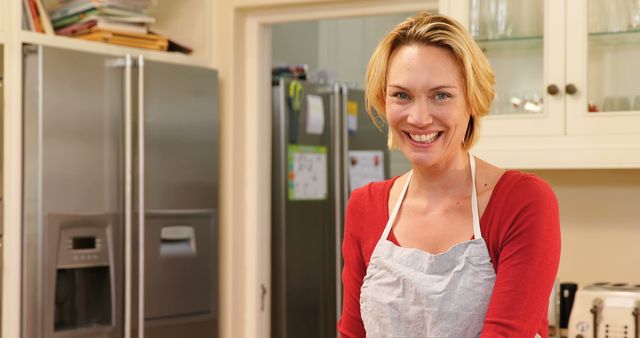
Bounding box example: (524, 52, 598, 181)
(272, 79, 390, 338)
(22, 45, 219, 338)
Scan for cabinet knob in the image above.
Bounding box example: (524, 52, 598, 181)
(547, 84, 560, 95)
(565, 83, 577, 95)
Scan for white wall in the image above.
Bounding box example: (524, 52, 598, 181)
(272, 21, 319, 72)
(317, 13, 412, 86)
(530, 169, 640, 287)
(272, 13, 414, 86)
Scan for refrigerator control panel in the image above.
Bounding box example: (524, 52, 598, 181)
(57, 227, 110, 268)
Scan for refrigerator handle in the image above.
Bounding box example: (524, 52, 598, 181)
(137, 54, 146, 338)
(275, 78, 288, 332)
(337, 83, 351, 326)
(332, 82, 344, 328)
(340, 83, 350, 213)
(124, 54, 133, 338)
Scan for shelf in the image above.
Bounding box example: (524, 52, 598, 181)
(475, 30, 640, 51)
(475, 35, 543, 52)
(19, 30, 209, 67)
(589, 29, 640, 46)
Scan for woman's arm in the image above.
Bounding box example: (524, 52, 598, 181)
(481, 175, 561, 337)
(338, 188, 368, 338)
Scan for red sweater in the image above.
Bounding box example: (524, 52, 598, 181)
(338, 170, 561, 338)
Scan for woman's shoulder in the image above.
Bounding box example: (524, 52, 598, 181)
(496, 170, 556, 197)
(345, 176, 400, 237)
(349, 176, 400, 205)
(489, 170, 558, 214)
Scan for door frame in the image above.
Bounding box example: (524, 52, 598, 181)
(237, 0, 435, 336)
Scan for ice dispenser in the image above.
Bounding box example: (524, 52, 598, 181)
(46, 214, 120, 337)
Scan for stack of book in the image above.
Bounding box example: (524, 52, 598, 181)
(47, 0, 168, 51)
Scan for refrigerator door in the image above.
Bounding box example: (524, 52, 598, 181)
(272, 80, 338, 338)
(23, 45, 125, 338)
(335, 85, 390, 319)
(134, 59, 219, 338)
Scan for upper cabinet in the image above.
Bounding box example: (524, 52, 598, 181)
(566, 0, 640, 135)
(470, 0, 563, 137)
(440, 0, 640, 168)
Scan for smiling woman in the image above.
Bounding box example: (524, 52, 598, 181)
(338, 11, 561, 338)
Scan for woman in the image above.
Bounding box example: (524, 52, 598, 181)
(338, 12, 560, 338)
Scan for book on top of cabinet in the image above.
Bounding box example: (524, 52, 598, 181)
(56, 18, 147, 35)
(76, 29, 168, 51)
(51, 8, 155, 29)
(49, 1, 155, 22)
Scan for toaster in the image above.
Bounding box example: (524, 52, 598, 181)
(568, 282, 640, 338)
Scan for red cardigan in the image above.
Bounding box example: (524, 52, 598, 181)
(338, 170, 561, 338)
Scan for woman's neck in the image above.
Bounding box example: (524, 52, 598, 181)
(408, 151, 472, 201)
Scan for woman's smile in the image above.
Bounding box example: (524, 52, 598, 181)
(405, 130, 443, 145)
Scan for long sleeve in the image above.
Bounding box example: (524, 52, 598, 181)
(480, 174, 561, 337)
(338, 187, 368, 338)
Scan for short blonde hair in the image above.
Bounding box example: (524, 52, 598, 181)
(365, 11, 495, 150)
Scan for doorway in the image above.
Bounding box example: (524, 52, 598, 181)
(242, 1, 436, 336)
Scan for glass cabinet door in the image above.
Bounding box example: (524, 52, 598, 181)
(467, 0, 564, 137)
(566, 0, 640, 134)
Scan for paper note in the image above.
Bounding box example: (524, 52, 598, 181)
(288, 145, 328, 200)
(349, 150, 385, 192)
(305, 95, 325, 135)
(347, 100, 358, 133)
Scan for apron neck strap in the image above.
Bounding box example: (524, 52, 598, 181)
(381, 170, 412, 240)
(469, 153, 482, 239)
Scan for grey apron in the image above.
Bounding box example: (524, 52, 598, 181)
(359, 154, 496, 338)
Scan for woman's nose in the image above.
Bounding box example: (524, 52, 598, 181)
(406, 99, 433, 127)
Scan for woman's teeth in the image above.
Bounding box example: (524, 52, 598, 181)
(409, 131, 441, 144)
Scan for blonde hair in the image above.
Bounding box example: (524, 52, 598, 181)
(365, 11, 495, 150)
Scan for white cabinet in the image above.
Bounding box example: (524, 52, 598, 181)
(440, 0, 640, 168)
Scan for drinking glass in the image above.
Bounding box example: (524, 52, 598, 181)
(628, 0, 640, 29)
(602, 96, 616, 111)
(604, 0, 629, 32)
(469, 0, 489, 39)
(616, 96, 631, 111)
(487, 0, 512, 39)
(633, 95, 640, 110)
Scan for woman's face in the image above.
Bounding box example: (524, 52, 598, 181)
(385, 44, 471, 169)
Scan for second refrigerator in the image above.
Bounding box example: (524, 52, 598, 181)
(271, 79, 390, 338)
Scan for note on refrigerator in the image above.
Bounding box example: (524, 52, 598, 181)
(305, 95, 325, 135)
(288, 145, 328, 200)
(349, 150, 385, 192)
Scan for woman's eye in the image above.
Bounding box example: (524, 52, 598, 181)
(434, 92, 451, 101)
(392, 92, 410, 100)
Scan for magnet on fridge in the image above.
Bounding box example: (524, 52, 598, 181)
(287, 81, 303, 143)
(347, 100, 358, 134)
